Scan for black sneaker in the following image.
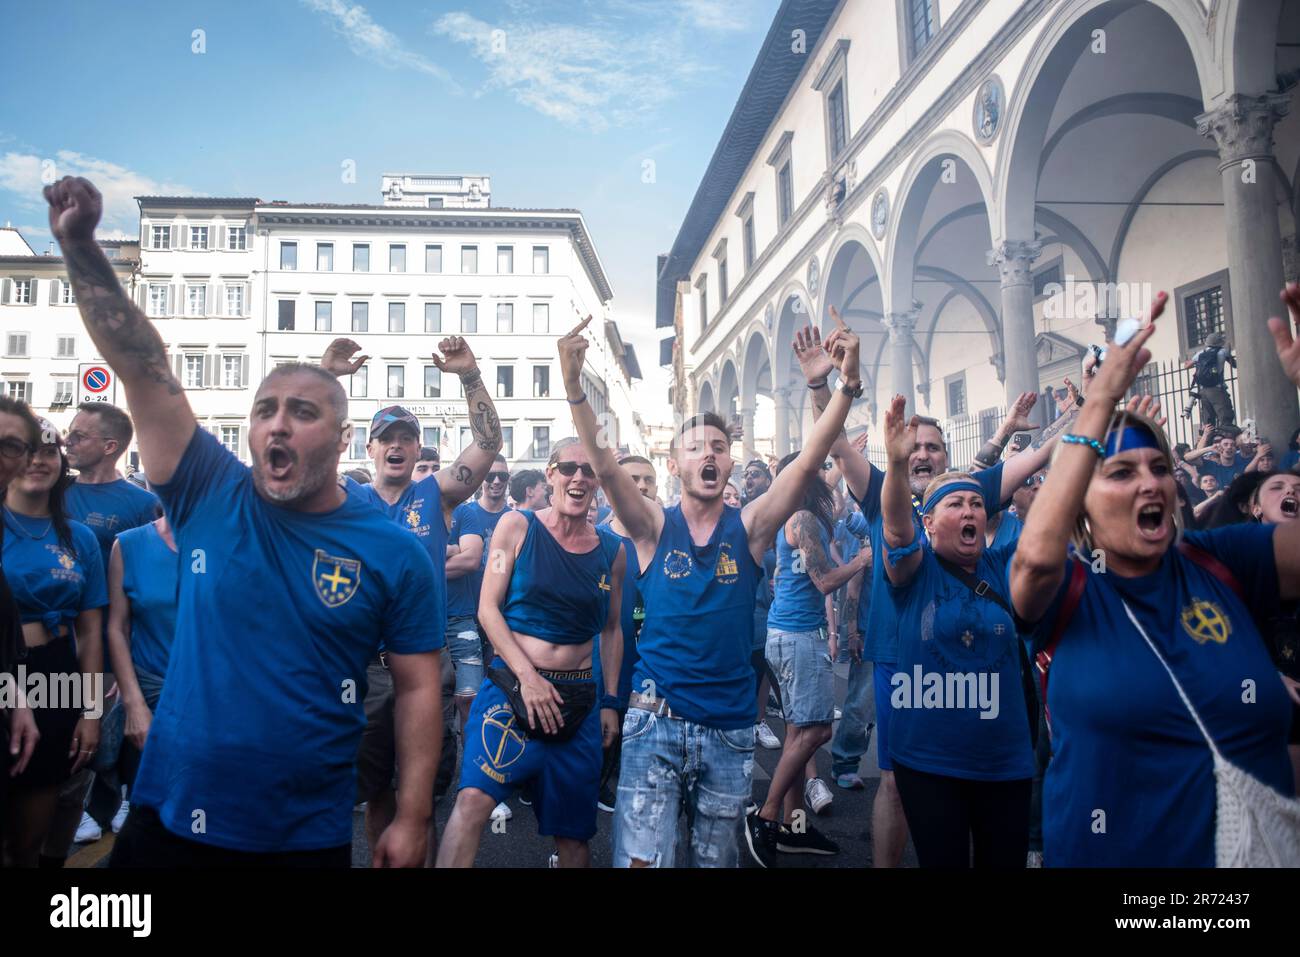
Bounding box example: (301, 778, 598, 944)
(744, 811, 780, 868)
(776, 822, 840, 856)
(597, 784, 616, 813)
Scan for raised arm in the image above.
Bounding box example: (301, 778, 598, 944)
(998, 386, 1083, 501)
(795, 320, 874, 503)
(972, 391, 1039, 471)
(880, 395, 924, 586)
(45, 177, 194, 483)
(1268, 283, 1300, 601)
(559, 317, 662, 553)
(432, 338, 503, 511)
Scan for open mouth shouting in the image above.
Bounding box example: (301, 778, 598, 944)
(959, 522, 978, 545)
(911, 461, 934, 483)
(384, 451, 406, 468)
(265, 444, 296, 481)
(700, 462, 720, 487)
(1281, 495, 1299, 518)
(1136, 502, 1167, 540)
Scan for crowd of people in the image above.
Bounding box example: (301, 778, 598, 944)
(2, 176, 1299, 869)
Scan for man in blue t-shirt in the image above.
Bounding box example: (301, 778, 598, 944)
(48, 175, 466, 867)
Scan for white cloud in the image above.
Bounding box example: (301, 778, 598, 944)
(676, 0, 749, 32)
(433, 11, 711, 133)
(0, 150, 200, 237)
(300, 0, 455, 86)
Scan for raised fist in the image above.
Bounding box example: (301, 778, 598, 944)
(43, 176, 103, 244)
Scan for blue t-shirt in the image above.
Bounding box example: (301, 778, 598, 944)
(132, 428, 442, 852)
(65, 479, 161, 575)
(1026, 525, 1293, 867)
(886, 540, 1033, 781)
(767, 518, 830, 632)
(1198, 454, 1249, 490)
(501, 511, 622, 645)
(634, 504, 761, 729)
(447, 502, 487, 619)
(1280, 448, 1299, 472)
(1, 511, 106, 636)
(595, 516, 642, 705)
(344, 475, 447, 648)
(989, 510, 1023, 550)
(117, 522, 179, 679)
(855, 462, 1006, 664)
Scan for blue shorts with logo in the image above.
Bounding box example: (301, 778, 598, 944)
(459, 667, 602, 841)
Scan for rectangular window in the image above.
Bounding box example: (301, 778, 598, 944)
(12, 279, 31, 305)
(777, 161, 793, 227)
(148, 284, 169, 317)
(533, 246, 549, 274)
(6, 333, 28, 357)
(317, 243, 333, 272)
(190, 225, 209, 250)
(219, 425, 240, 454)
(52, 381, 73, 405)
(461, 246, 478, 274)
(424, 302, 441, 333)
(909, 0, 937, 59)
(1184, 285, 1225, 348)
(389, 244, 406, 273)
(225, 284, 244, 317)
(828, 81, 847, 157)
(533, 365, 550, 398)
(350, 425, 367, 461)
(186, 284, 207, 317)
(497, 366, 513, 398)
(496, 302, 513, 333)
(497, 246, 513, 274)
(743, 216, 756, 271)
(227, 226, 246, 251)
(532, 303, 549, 333)
(315, 301, 332, 332)
(350, 365, 368, 398)
(1033, 262, 1063, 299)
(61, 281, 76, 305)
(388, 302, 405, 333)
(718, 258, 729, 303)
(460, 302, 477, 333)
(425, 244, 442, 273)
(387, 365, 405, 398)
(533, 426, 550, 461)
(221, 355, 244, 388)
(501, 426, 514, 459)
(422, 426, 440, 449)
(947, 376, 967, 417)
(56, 336, 75, 357)
(278, 300, 295, 331)
(352, 301, 368, 332)
(151, 225, 171, 250)
(184, 355, 204, 389)
(280, 242, 297, 270)
(5, 381, 31, 402)
(697, 278, 709, 330)
(353, 243, 370, 272)
(424, 365, 441, 398)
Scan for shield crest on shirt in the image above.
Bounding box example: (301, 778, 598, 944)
(312, 549, 362, 608)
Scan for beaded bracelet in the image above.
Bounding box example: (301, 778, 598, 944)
(1062, 433, 1105, 457)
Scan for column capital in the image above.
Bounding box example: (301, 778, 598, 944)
(1197, 92, 1291, 169)
(988, 351, 1005, 383)
(882, 304, 921, 343)
(987, 240, 1043, 287)
(772, 385, 793, 402)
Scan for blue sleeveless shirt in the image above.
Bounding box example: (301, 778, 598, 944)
(634, 504, 761, 729)
(502, 511, 623, 645)
(767, 516, 830, 632)
(118, 522, 180, 679)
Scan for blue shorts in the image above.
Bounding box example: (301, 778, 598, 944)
(459, 669, 602, 841)
(874, 660, 897, 772)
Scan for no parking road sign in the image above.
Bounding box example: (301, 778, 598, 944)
(77, 364, 118, 405)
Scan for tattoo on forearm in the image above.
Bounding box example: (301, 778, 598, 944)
(1033, 407, 1080, 449)
(460, 369, 484, 393)
(459, 372, 502, 452)
(63, 241, 181, 395)
(971, 439, 1005, 470)
(811, 385, 831, 416)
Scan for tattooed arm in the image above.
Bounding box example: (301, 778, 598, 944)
(790, 511, 867, 596)
(44, 177, 193, 483)
(434, 337, 503, 515)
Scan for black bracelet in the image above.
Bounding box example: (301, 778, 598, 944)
(807, 378, 827, 390)
(600, 694, 620, 711)
(567, 393, 588, 406)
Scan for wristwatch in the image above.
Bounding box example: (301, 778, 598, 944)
(839, 379, 864, 399)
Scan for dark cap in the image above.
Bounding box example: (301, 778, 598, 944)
(1206, 332, 1227, 347)
(370, 406, 420, 440)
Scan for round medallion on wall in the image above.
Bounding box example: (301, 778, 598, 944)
(807, 256, 821, 298)
(870, 188, 889, 240)
(973, 75, 1005, 145)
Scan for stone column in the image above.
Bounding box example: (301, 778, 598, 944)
(773, 386, 791, 458)
(882, 306, 920, 416)
(988, 240, 1043, 424)
(1198, 92, 1299, 442)
(740, 405, 756, 463)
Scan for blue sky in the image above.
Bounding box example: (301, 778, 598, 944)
(0, 0, 782, 410)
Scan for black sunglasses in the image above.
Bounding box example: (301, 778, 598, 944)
(486, 471, 509, 483)
(1023, 474, 1047, 488)
(0, 437, 34, 460)
(555, 461, 596, 479)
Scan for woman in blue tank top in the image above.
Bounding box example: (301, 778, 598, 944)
(437, 438, 625, 868)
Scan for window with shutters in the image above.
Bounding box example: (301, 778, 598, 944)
(190, 226, 209, 250)
(389, 244, 406, 273)
(533, 247, 549, 274)
(425, 245, 442, 273)
(533, 365, 550, 398)
(56, 336, 75, 358)
(350, 365, 368, 398)
(353, 244, 369, 272)
(61, 282, 76, 305)
(497, 302, 513, 333)
(52, 381, 73, 406)
(350, 425, 368, 460)
(148, 284, 169, 317)
(12, 279, 31, 305)
(221, 354, 245, 388)
(278, 300, 295, 331)
(280, 242, 297, 270)
(461, 246, 478, 274)
(317, 243, 333, 272)
(389, 302, 405, 333)
(424, 365, 441, 398)
(225, 284, 244, 317)
(186, 285, 207, 317)
(5, 381, 31, 402)
(497, 246, 513, 274)
(461, 302, 477, 333)
(424, 302, 441, 333)
(352, 302, 368, 333)
(532, 303, 549, 333)
(227, 226, 246, 251)
(388, 365, 405, 398)
(6, 333, 28, 357)
(151, 225, 171, 250)
(497, 366, 513, 398)
(184, 355, 205, 389)
(219, 425, 241, 454)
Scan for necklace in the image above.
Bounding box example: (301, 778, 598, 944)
(4, 506, 52, 541)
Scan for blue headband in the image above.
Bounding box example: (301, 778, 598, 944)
(920, 480, 983, 515)
(1104, 425, 1160, 458)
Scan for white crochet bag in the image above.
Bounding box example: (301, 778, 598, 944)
(1122, 600, 1300, 867)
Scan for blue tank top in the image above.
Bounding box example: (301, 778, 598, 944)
(634, 504, 761, 729)
(595, 517, 643, 704)
(118, 522, 180, 680)
(767, 515, 829, 632)
(502, 511, 623, 645)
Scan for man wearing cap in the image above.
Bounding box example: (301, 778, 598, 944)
(320, 337, 504, 862)
(1184, 332, 1237, 428)
(413, 447, 440, 480)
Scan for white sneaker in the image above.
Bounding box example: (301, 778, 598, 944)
(755, 721, 781, 749)
(804, 777, 834, 815)
(548, 852, 559, 868)
(833, 707, 842, 721)
(75, 811, 102, 843)
(490, 801, 512, 822)
(111, 800, 130, 834)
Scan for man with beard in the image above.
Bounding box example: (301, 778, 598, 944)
(560, 313, 863, 867)
(46, 176, 443, 867)
(319, 337, 504, 863)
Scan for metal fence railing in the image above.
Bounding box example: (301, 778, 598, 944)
(1128, 358, 1240, 448)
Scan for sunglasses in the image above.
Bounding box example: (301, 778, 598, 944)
(554, 461, 596, 478)
(486, 471, 509, 483)
(743, 470, 768, 481)
(1022, 474, 1047, 488)
(0, 437, 35, 460)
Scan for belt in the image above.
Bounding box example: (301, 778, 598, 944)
(628, 690, 681, 720)
(372, 652, 389, 670)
